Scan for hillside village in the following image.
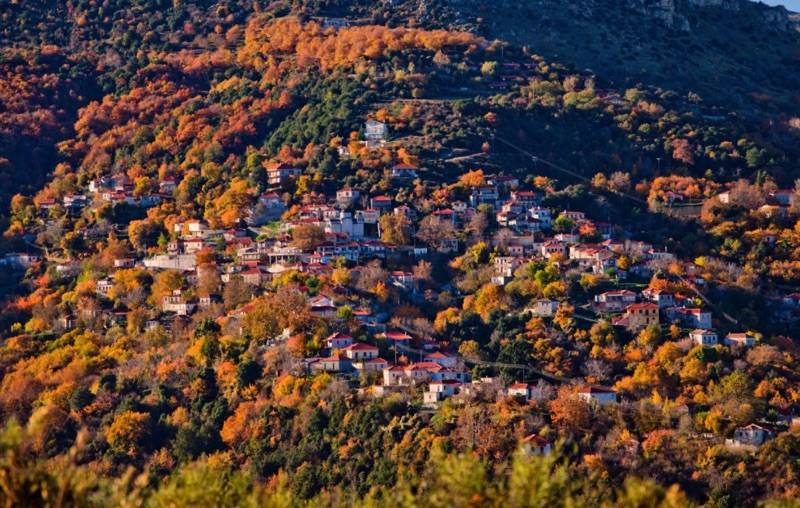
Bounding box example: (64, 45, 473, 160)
(3, 114, 799, 457)
(0, 4, 800, 504)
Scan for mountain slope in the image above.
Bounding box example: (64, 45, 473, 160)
(466, 0, 800, 115)
(0, 0, 798, 224)
(2, 5, 800, 508)
(292, 0, 800, 116)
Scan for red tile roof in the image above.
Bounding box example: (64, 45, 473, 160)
(343, 342, 378, 351)
(626, 303, 658, 311)
(384, 331, 412, 341)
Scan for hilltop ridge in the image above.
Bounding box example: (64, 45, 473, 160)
(379, 0, 800, 114)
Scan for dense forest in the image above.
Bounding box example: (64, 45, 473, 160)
(1, 1, 800, 507)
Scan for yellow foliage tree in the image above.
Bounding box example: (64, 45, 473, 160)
(106, 411, 150, 455)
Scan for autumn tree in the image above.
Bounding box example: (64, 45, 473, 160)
(671, 139, 694, 165)
(242, 287, 308, 340)
(459, 169, 485, 188)
(454, 405, 515, 459)
(128, 219, 166, 251)
(150, 270, 185, 305)
(223, 276, 252, 309)
(417, 215, 456, 251)
(466, 210, 489, 241)
(589, 320, 615, 347)
(291, 224, 325, 250)
(109, 268, 150, 306)
(413, 260, 433, 282)
(549, 385, 593, 432)
(462, 284, 506, 322)
(379, 213, 411, 245)
(553, 304, 575, 333)
(636, 324, 662, 349)
(434, 307, 460, 333)
(331, 267, 351, 286)
(106, 411, 150, 456)
(209, 178, 253, 228)
(607, 171, 631, 193)
(355, 260, 388, 293)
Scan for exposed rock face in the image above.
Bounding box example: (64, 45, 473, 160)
(757, 4, 795, 30)
(626, 0, 791, 31)
(687, 0, 740, 8)
(443, 0, 791, 31)
(628, 0, 690, 30)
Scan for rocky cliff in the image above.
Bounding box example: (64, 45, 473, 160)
(441, 0, 792, 31)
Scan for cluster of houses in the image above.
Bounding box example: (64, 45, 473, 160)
(80, 174, 170, 209)
(586, 286, 758, 351)
(5, 114, 797, 454)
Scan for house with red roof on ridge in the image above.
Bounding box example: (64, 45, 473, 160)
(390, 271, 415, 288)
(310, 355, 352, 373)
(382, 330, 413, 344)
(341, 342, 379, 361)
(336, 187, 360, 206)
(507, 382, 544, 402)
(612, 302, 659, 332)
(728, 423, 773, 448)
(353, 357, 388, 373)
(325, 332, 354, 350)
(642, 287, 675, 308)
(423, 351, 458, 368)
(423, 379, 462, 406)
(690, 329, 718, 346)
(431, 208, 457, 225)
(159, 175, 177, 194)
(369, 195, 393, 211)
(666, 306, 712, 329)
(724, 332, 757, 347)
(240, 266, 266, 286)
(308, 295, 337, 318)
(382, 362, 469, 386)
(594, 289, 637, 312)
